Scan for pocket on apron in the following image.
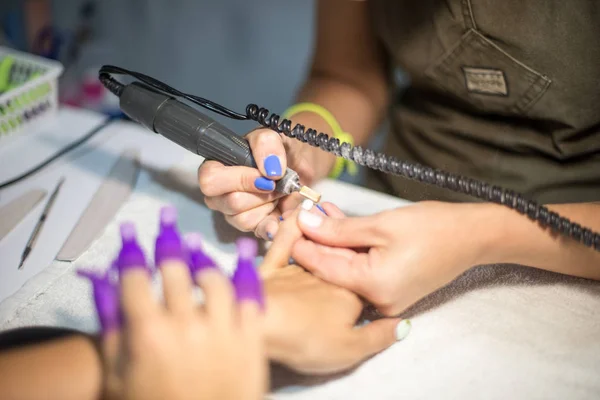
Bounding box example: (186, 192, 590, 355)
(425, 29, 551, 115)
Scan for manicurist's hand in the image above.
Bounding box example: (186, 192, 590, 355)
(291, 201, 489, 316)
(259, 205, 411, 375)
(198, 128, 325, 241)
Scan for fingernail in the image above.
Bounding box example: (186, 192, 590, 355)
(395, 320, 412, 341)
(278, 216, 283, 222)
(155, 206, 184, 265)
(232, 238, 264, 308)
(301, 199, 314, 211)
(254, 176, 275, 191)
(116, 223, 148, 273)
(77, 269, 119, 334)
(264, 154, 282, 177)
(183, 232, 217, 277)
(288, 257, 295, 265)
(298, 209, 323, 228)
(315, 204, 327, 215)
(266, 232, 274, 241)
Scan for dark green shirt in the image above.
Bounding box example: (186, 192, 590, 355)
(366, 0, 600, 204)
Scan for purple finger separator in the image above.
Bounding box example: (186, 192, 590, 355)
(117, 222, 148, 273)
(184, 232, 217, 277)
(77, 269, 120, 334)
(155, 206, 185, 264)
(231, 237, 264, 308)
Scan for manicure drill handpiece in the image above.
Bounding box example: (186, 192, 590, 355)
(119, 82, 320, 202)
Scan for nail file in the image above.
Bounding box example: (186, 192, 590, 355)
(56, 149, 140, 261)
(0, 189, 47, 241)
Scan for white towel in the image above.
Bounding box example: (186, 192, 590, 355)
(1, 159, 600, 400)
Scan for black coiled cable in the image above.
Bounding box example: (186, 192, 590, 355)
(97, 65, 600, 253)
(245, 104, 600, 252)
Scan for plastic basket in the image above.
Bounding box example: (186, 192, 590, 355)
(0, 47, 63, 145)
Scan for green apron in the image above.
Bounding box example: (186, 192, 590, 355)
(365, 0, 600, 203)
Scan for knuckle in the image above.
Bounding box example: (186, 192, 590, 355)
(255, 130, 282, 151)
(226, 213, 256, 233)
(203, 196, 218, 211)
(224, 192, 247, 213)
(198, 171, 216, 196)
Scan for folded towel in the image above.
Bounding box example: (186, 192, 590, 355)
(1, 157, 599, 400)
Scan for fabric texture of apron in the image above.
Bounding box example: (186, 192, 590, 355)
(366, 0, 600, 204)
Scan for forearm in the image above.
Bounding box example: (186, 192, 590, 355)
(476, 202, 600, 279)
(287, 74, 388, 182)
(283, 0, 389, 183)
(0, 335, 103, 400)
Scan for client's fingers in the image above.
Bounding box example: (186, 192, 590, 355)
(261, 207, 304, 274)
(340, 318, 411, 368)
(232, 238, 264, 314)
(116, 223, 158, 326)
(196, 269, 235, 326)
(155, 206, 195, 318)
(160, 260, 195, 318)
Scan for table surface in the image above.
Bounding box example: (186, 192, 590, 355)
(1, 107, 600, 400)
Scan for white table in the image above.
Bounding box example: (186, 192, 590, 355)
(1, 107, 600, 400)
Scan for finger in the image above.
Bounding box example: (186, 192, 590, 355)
(291, 238, 365, 292)
(224, 201, 278, 233)
(204, 191, 283, 216)
(195, 269, 235, 325)
(255, 212, 280, 241)
(160, 260, 196, 318)
(77, 269, 120, 334)
(198, 160, 277, 197)
(297, 210, 386, 248)
(116, 223, 159, 326)
(321, 202, 346, 218)
(101, 329, 120, 381)
(344, 318, 411, 365)
(246, 129, 287, 179)
(232, 238, 264, 308)
(261, 207, 304, 274)
(155, 206, 195, 318)
(238, 301, 262, 339)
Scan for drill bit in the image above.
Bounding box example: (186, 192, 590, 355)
(299, 185, 321, 203)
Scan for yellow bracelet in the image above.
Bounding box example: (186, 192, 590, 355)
(282, 102, 357, 179)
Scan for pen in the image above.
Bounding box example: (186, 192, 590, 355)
(18, 177, 65, 270)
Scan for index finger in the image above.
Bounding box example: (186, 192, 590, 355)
(116, 223, 160, 326)
(260, 200, 314, 275)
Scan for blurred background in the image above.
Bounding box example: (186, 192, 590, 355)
(1, 0, 388, 185)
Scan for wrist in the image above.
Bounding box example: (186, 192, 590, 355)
(465, 202, 516, 266)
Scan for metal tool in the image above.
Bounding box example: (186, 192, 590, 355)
(56, 149, 139, 261)
(118, 82, 320, 203)
(19, 177, 65, 269)
(0, 188, 47, 241)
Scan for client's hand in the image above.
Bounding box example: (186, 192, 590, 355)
(81, 212, 266, 400)
(259, 205, 411, 375)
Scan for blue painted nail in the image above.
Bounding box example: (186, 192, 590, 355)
(278, 216, 283, 221)
(266, 232, 274, 241)
(316, 204, 327, 215)
(264, 155, 282, 177)
(254, 177, 275, 191)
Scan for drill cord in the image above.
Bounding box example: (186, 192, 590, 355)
(98, 65, 600, 253)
